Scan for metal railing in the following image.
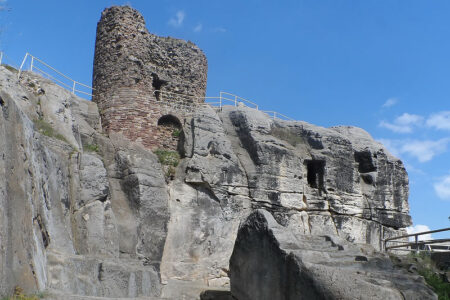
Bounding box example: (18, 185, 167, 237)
(17, 53, 93, 98)
(262, 111, 295, 121)
(0, 52, 21, 70)
(155, 90, 294, 121)
(1, 51, 295, 120)
(384, 227, 450, 253)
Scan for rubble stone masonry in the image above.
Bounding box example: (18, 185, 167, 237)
(92, 6, 208, 149)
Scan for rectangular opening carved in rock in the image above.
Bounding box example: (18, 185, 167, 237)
(305, 159, 325, 190)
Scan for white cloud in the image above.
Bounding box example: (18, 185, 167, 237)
(400, 138, 449, 162)
(434, 175, 450, 200)
(193, 23, 202, 33)
(379, 113, 423, 133)
(406, 224, 433, 241)
(379, 121, 413, 133)
(426, 111, 450, 131)
(168, 10, 185, 28)
(377, 138, 449, 162)
(382, 97, 398, 108)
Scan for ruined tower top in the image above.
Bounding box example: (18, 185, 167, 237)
(92, 6, 208, 149)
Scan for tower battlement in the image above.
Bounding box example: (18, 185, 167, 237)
(92, 6, 208, 150)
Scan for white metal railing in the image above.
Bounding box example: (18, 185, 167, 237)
(262, 111, 295, 121)
(0, 52, 21, 70)
(17, 53, 93, 98)
(1, 51, 294, 120)
(155, 90, 294, 121)
(384, 227, 450, 253)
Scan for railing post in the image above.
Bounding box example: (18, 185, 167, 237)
(235, 95, 237, 107)
(30, 56, 34, 72)
(0, 52, 3, 65)
(72, 82, 76, 94)
(274, 112, 277, 119)
(415, 235, 418, 253)
(18, 53, 29, 79)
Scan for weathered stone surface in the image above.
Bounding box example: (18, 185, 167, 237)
(93, 6, 208, 150)
(220, 106, 410, 249)
(0, 7, 427, 299)
(160, 105, 251, 290)
(0, 67, 165, 298)
(230, 210, 437, 300)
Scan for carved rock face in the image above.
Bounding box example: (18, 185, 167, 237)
(230, 210, 436, 300)
(0, 7, 416, 298)
(1, 61, 414, 299)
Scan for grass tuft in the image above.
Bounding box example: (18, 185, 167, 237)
(84, 143, 99, 153)
(1, 286, 46, 300)
(172, 129, 182, 138)
(393, 252, 450, 299)
(33, 118, 68, 143)
(3, 65, 18, 73)
(154, 149, 180, 167)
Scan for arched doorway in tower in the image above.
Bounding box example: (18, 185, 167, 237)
(156, 114, 184, 153)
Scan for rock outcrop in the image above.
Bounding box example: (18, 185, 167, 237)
(0, 6, 426, 299)
(230, 210, 436, 300)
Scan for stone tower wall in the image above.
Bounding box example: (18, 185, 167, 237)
(92, 6, 208, 149)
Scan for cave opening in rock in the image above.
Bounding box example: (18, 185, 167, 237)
(354, 150, 376, 173)
(306, 160, 325, 190)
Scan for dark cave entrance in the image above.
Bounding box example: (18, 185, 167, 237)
(305, 160, 325, 190)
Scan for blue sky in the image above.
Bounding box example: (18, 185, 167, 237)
(1, 0, 449, 236)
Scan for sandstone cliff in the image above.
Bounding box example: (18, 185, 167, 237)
(230, 210, 435, 300)
(0, 62, 419, 298)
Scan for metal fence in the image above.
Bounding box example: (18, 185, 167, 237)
(0, 52, 22, 70)
(17, 53, 94, 98)
(2, 51, 295, 120)
(384, 227, 450, 253)
(156, 90, 294, 121)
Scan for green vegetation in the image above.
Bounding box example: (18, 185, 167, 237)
(419, 268, 450, 300)
(33, 118, 68, 143)
(166, 166, 176, 178)
(69, 149, 79, 159)
(391, 252, 449, 299)
(172, 129, 182, 138)
(84, 143, 99, 153)
(1, 286, 46, 300)
(270, 126, 303, 146)
(154, 149, 180, 167)
(3, 65, 18, 73)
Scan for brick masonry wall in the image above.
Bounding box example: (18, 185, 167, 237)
(92, 6, 208, 150)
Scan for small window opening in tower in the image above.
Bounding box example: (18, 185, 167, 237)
(151, 73, 168, 101)
(157, 115, 184, 154)
(305, 160, 325, 190)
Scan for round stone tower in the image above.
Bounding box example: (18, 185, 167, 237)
(92, 6, 208, 150)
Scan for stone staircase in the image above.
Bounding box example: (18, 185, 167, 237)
(46, 250, 161, 299)
(230, 210, 438, 300)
